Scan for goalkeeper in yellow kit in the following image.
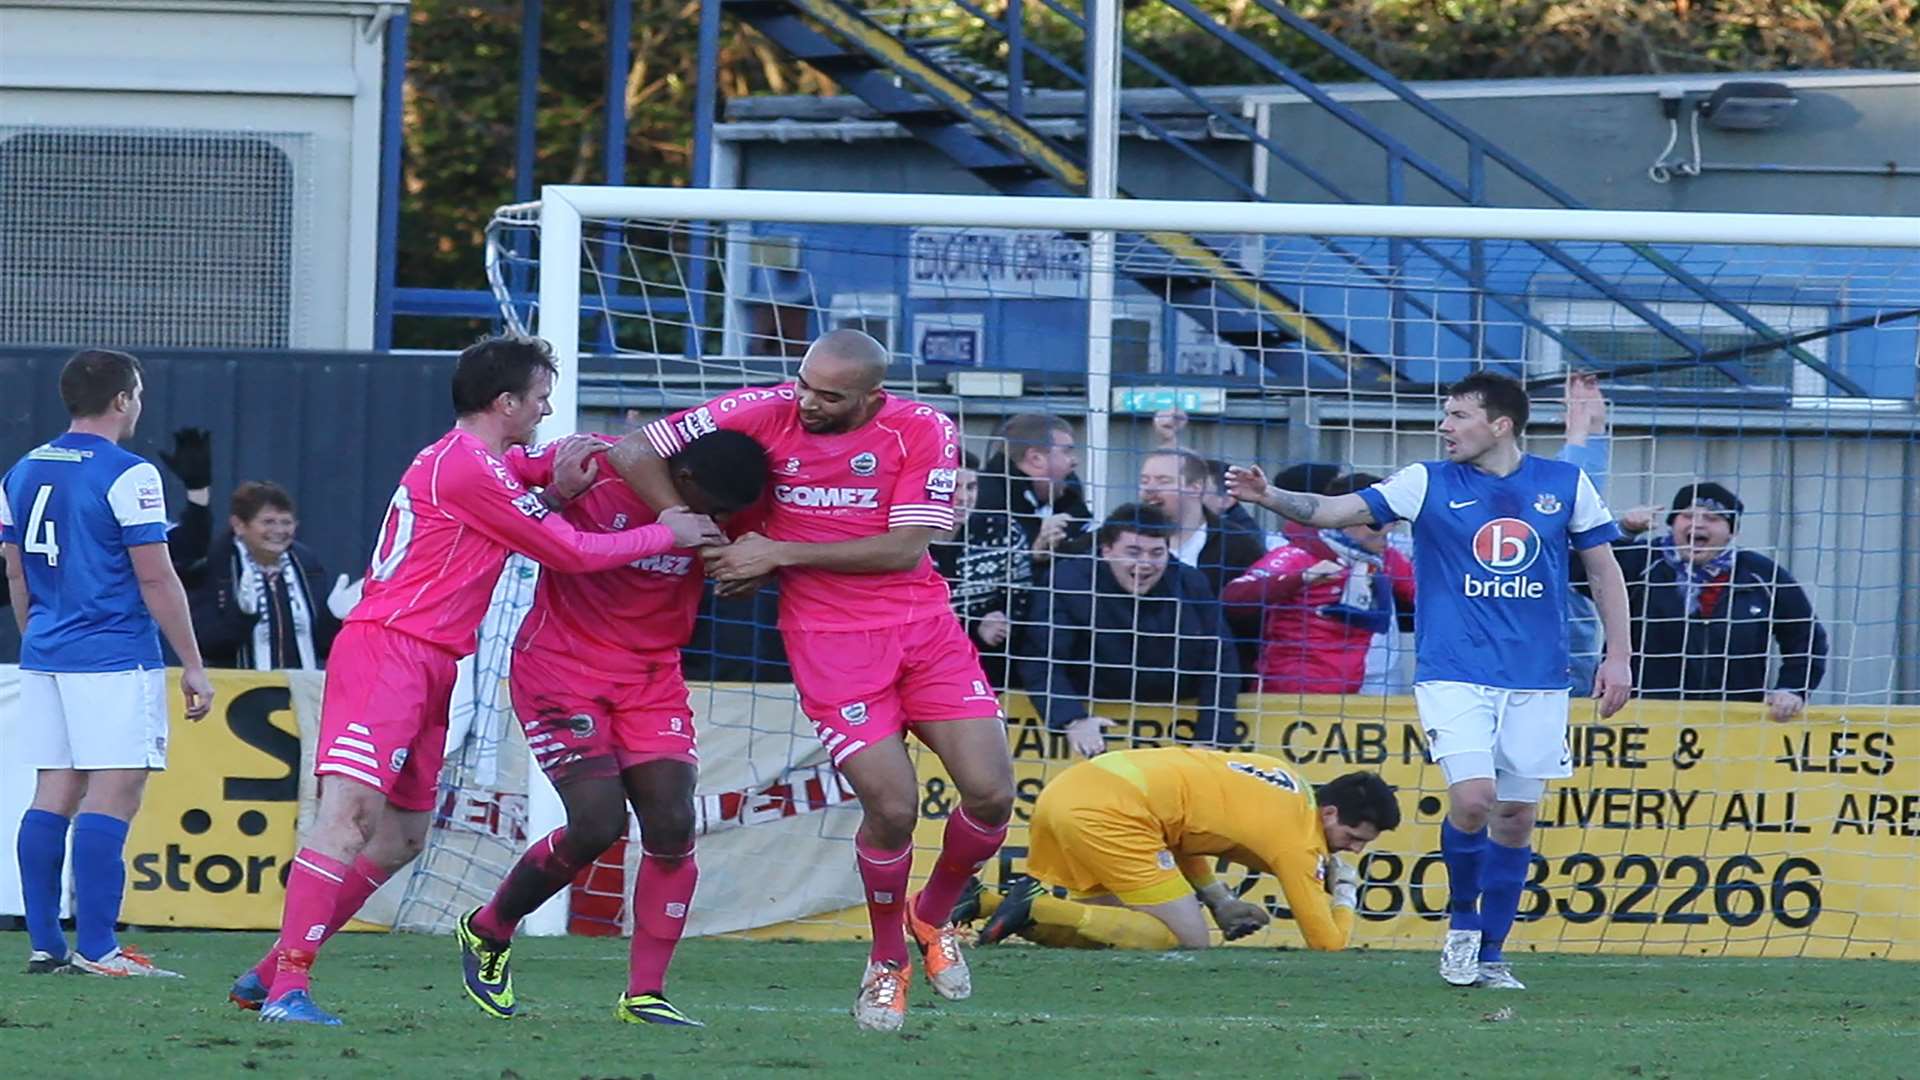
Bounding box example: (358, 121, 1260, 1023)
(962, 748, 1400, 950)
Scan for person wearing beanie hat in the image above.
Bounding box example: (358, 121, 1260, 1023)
(1666, 482, 1743, 535)
(1609, 479, 1825, 719)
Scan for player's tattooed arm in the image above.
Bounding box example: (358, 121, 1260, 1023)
(1224, 465, 1373, 527)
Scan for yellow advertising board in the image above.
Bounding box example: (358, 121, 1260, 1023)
(898, 694, 1920, 960)
(122, 669, 303, 929)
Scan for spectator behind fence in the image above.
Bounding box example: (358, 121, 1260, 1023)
(1015, 504, 1239, 756)
(931, 452, 1031, 688)
(976, 412, 1092, 571)
(1609, 481, 1827, 720)
(1137, 448, 1266, 596)
(1223, 473, 1415, 695)
(1145, 409, 1268, 544)
(189, 481, 353, 670)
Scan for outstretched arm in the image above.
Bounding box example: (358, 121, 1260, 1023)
(1225, 465, 1376, 528)
(606, 432, 685, 512)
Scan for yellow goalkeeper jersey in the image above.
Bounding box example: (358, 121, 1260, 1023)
(1079, 746, 1353, 950)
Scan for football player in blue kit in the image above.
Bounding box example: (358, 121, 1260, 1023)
(1228, 371, 1632, 990)
(2, 349, 216, 977)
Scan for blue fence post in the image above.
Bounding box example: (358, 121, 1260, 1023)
(687, 0, 723, 358)
(1007, 0, 1025, 121)
(597, 0, 633, 354)
(373, 8, 408, 350)
(509, 0, 543, 320)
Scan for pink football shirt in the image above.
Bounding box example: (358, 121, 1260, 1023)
(643, 385, 958, 632)
(347, 428, 679, 654)
(508, 437, 711, 677)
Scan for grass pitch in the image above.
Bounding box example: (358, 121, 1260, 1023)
(0, 931, 1910, 1079)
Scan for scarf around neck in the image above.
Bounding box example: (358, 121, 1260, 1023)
(1659, 540, 1736, 617)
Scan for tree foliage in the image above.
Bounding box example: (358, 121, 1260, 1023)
(397, 0, 1918, 340)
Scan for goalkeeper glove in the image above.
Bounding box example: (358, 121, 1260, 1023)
(328, 573, 364, 620)
(159, 427, 213, 489)
(1328, 857, 1360, 911)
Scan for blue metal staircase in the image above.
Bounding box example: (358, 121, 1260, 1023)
(725, 0, 1398, 387)
(720, 0, 1864, 394)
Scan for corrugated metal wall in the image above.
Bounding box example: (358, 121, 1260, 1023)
(1, 346, 457, 661)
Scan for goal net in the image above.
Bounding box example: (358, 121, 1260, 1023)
(417, 186, 1919, 960)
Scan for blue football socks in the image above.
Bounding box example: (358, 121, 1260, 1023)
(17, 809, 71, 958)
(1478, 839, 1534, 964)
(1440, 818, 1488, 932)
(71, 812, 131, 962)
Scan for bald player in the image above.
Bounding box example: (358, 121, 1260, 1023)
(609, 331, 1014, 1032)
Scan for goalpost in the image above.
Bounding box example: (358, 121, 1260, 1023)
(405, 185, 1920, 960)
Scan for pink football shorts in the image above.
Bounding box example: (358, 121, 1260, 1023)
(784, 612, 1002, 767)
(510, 645, 698, 783)
(315, 622, 460, 812)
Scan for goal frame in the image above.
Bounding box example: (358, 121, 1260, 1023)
(513, 186, 1918, 936)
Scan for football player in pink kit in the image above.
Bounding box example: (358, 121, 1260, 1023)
(609, 329, 1015, 1033)
(452, 427, 769, 1028)
(241, 336, 726, 1026)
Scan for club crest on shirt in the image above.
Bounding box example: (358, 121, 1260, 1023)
(1156, 850, 1176, 871)
(390, 748, 410, 773)
(840, 701, 869, 725)
(777, 457, 802, 476)
(849, 452, 878, 476)
(1533, 492, 1564, 515)
(611, 513, 629, 529)
(568, 713, 596, 737)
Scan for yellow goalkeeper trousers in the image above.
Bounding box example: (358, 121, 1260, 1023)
(983, 891, 1180, 950)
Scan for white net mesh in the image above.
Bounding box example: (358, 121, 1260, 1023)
(439, 192, 1920, 958)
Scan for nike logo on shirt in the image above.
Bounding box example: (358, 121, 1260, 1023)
(1448, 499, 1478, 509)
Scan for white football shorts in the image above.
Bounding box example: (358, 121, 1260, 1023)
(1414, 680, 1570, 787)
(15, 668, 170, 770)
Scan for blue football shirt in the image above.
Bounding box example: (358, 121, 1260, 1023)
(0, 433, 170, 672)
(1357, 454, 1619, 690)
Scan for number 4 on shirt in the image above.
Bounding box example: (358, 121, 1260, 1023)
(23, 484, 60, 567)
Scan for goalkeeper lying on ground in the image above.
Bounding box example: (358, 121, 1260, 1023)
(957, 748, 1400, 950)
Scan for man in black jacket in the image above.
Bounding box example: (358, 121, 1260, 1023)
(189, 481, 345, 670)
(931, 453, 1032, 689)
(1610, 482, 1826, 720)
(1137, 448, 1267, 598)
(1016, 505, 1239, 755)
(975, 412, 1093, 571)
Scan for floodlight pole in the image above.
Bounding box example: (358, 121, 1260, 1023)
(1084, 0, 1121, 515)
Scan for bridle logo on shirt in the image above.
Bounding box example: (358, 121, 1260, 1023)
(1472, 518, 1541, 575)
(1465, 517, 1546, 599)
(849, 452, 878, 476)
(1533, 492, 1564, 515)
